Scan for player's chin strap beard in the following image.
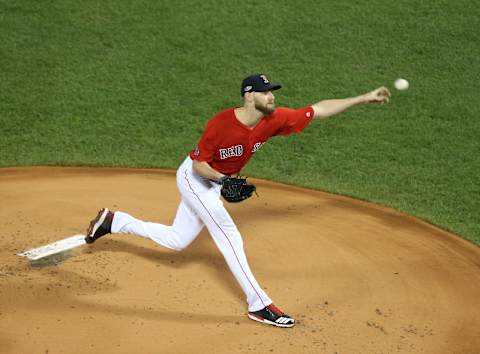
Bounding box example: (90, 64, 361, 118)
(254, 102, 275, 115)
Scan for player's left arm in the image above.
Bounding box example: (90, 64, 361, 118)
(312, 86, 390, 121)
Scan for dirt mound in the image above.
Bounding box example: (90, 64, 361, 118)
(1, 167, 479, 354)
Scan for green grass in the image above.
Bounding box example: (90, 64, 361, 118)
(1, 0, 479, 244)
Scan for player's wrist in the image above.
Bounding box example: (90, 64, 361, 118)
(357, 93, 370, 104)
(211, 174, 228, 184)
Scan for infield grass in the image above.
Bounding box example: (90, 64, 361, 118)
(1, 0, 479, 244)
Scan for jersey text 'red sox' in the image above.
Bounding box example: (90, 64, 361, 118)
(190, 106, 314, 175)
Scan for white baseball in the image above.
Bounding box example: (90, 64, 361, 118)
(394, 78, 409, 91)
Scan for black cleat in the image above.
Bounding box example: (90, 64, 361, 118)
(85, 208, 114, 244)
(248, 304, 295, 328)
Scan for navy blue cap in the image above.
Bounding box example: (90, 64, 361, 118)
(241, 74, 282, 96)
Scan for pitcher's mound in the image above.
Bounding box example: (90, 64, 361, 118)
(1, 167, 479, 354)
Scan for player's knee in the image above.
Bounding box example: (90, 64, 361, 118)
(170, 245, 185, 252)
(169, 232, 194, 251)
(171, 242, 190, 252)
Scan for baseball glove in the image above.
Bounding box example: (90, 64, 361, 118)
(220, 176, 256, 203)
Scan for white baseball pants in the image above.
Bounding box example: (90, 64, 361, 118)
(111, 156, 272, 312)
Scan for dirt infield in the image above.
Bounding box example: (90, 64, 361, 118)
(1, 167, 479, 354)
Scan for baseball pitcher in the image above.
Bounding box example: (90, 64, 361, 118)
(85, 74, 390, 328)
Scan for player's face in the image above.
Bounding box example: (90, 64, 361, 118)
(253, 91, 275, 114)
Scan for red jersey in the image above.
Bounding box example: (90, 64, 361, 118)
(189, 106, 314, 175)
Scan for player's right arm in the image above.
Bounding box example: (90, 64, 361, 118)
(192, 160, 226, 181)
(312, 87, 390, 120)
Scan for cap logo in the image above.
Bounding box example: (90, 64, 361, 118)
(244, 85, 253, 92)
(260, 75, 269, 84)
